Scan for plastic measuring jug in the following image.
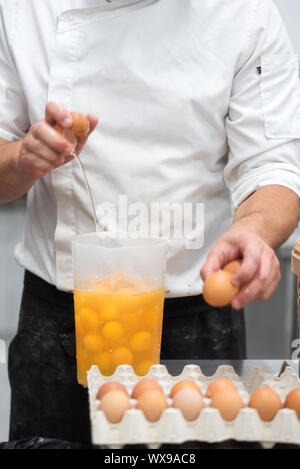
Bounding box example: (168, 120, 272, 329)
(72, 232, 167, 385)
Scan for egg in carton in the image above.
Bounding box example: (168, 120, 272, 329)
(89, 363, 248, 399)
(87, 364, 300, 449)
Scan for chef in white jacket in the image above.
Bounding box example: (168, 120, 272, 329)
(0, 0, 300, 444)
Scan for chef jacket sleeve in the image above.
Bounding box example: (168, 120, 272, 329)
(0, 2, 30, 141)
(224, 0, 300, 211)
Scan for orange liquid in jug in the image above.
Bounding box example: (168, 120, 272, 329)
(74, 273, 164, 386)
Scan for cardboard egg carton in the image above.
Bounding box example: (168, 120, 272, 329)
(87, 364, 300, 449)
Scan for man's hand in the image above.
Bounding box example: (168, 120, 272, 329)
(201, 185, 299, 309)
(0, 101, 98, 202)
(18, 102, 98, 179)
(200, 226, 281, 310)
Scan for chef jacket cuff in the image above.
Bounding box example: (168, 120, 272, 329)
(0, 128, 23, 142)
(230, 166, 300, 212)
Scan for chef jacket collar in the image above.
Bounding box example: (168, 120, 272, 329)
(57, 0, 159, 33)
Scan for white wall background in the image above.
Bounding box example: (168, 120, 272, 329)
(274, 0, 300, 55)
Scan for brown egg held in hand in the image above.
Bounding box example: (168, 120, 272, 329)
(249, 387, 282, 422)
(54, 112, 90, 139)
(284, 388, 300, 419)
(132, 378, 163, 399)
(96, 381, 128, 400)
(223, 260, 242, 274)
(71, 112, 90, 139)
(203, 271, 238, 307)
(137, 389, 168, 422)
(206, 378, 238, 398)
(99, 390, 131, 423)
(210, 388, 244, 421)
(172, 389, 204, 421)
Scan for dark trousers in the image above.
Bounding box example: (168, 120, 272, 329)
(8, 270, 246, 444)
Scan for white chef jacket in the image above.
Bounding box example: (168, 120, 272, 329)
(0, 0, 300, 295)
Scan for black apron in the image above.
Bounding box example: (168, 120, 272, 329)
(8, 270, 246, 445)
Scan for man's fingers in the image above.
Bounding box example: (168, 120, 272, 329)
(86, 114, 99, 136)
(255, 254, 280, 301)
(21, 108, 99, 178)
(32, 121, 73, 155)
(45, 108, 98, 156)
(232, 269, 279, 309)
(75, 114, 99, 154)
(20, 153, 55, 178)
(232, 250, 279, 309)
(26, 134, 71, 165)
(62, 115, 98, 163)
(24, 136, 62, 164)
(232, 245, 262, 287)
(200, 251, 222, 281)
(201, 227, 281, 309)
(258, 269, 281, 301)
(45, 102, 72, 128)
(63, 154, 76, 165)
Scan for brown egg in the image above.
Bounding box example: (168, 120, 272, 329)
(284, 388, 300, 419)
(223, 260, 242, 274)
(206, 378, 238, 398)
(99, 390, 131, 423)
(53, 112, 89, 139)
(136, 389, 168, 422)
(172, 389, 204, 421)
(249, 387, 282, 421)
(96, 381, 128, 400)
(132, 378, 163, 399)
(202, 271, 238, 307)
(210, 388, 244, 421)
(71, 112, 90, 138)
(170, 380, 202, 398)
